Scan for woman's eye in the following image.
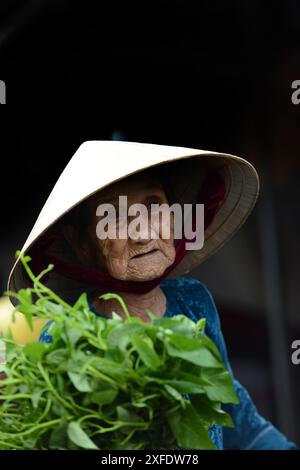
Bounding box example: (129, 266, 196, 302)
(147, 198, 162, 206)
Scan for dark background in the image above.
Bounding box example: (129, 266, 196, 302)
(0, 0, 300, 446)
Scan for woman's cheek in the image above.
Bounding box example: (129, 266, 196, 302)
(98, 237, 123, 258)
(107, 253, 129, 278)
(102, 239, 129, 277)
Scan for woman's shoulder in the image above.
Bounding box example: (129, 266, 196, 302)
(160, 275, 205, 288)
(160, 275, 217, 305)
(161, 276, 221, 325)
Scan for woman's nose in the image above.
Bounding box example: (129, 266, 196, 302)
(128, 213, 154, 242)
(129, 226, 152, 242)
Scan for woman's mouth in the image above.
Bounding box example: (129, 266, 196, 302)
(131, 249, 159, 259)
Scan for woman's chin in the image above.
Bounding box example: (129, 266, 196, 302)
(109, 270, 162, 282)
(109, 255, 172, 281)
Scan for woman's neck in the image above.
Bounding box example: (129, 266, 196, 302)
(91, 285, 167, 322)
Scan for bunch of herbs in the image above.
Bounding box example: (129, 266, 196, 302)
(0, 252, 238, 450)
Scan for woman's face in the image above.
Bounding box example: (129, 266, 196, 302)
(66, 172, 176, 281)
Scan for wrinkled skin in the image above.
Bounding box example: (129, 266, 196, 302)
(63, 171, 176, 321)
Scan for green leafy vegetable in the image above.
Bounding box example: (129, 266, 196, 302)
(0, 251, 238, 450)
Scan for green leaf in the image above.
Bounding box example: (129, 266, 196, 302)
(15, 288, 34, 331)
(144, 371, 208, 394)
(84, 387, 118, 406)
(81, 356, 127, 381)
(202, 370, 239, 403)
(52, 399, 68, 418)
(72, 292, 89, 311)
(49, 420, 69, 449)
(46, 348, 68, 365)
(163, 384, 186, 404)
(68, 371, 92, 392)
(195, 317, 206, 333)
(107, 323, 145, 351)
(190, 395, 234, 427)
(154, 315, 197, 336)
(67, 327, 83, 347)
(167, 401, 216, 450)
(42, 301, 65, 316)
(67, 421, 99, 449)
(31, 388, 44, 409)
(131, 333, 161, 370)
(117, 405, 144, 423)
(23, 342, 46, 362)
(163, 333, 222, 368)
(22, 435, 38, 449)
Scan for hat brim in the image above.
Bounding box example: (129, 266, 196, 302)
(8, 141, 259, 304)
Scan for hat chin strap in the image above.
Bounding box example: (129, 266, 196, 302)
(26, 168, 227, 295)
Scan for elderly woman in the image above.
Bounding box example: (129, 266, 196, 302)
(8, 141, 296, 450)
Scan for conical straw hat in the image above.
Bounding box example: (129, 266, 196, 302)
(7, 140, 259, 304)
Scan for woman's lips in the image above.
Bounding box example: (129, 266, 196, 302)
(131, 249, 159, 259)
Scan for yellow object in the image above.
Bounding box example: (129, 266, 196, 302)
(0, 296, 49, 344)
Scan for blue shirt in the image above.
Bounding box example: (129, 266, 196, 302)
(39, 276, 297, 450)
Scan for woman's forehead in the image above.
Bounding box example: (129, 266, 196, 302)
(88, 171, 164, 206)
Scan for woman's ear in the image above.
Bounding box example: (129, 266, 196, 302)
(62, 225, 94, 266)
